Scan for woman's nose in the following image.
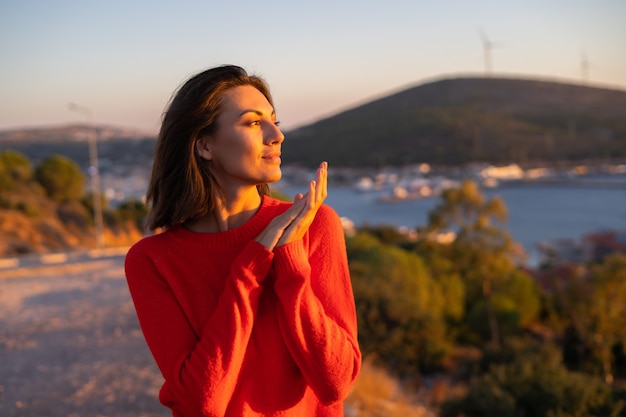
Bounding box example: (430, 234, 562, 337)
(265, 122, 284, 144)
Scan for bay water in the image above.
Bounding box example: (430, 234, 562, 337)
(275, 179, 626, 267)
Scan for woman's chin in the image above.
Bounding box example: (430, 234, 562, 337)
(267, 171, 282, 184)
(264, 167, 282, 183)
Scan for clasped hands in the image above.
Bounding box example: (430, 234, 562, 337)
(256, 161, 328, 251)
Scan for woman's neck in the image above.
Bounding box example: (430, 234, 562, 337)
(186, 187, 262, 233)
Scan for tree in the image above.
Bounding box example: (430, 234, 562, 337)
(0, 150, 32, 191)
(502, 270, 541, 328)
(424, 179, 539, 349)
(115, 199, 149, 230)
(408, 237, 466, 324)
(347, 232, 452, 373)
(561, 254, 626, 384)
(35, 155, 85, 202)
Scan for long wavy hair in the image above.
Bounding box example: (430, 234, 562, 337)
(145, 65, 272, 231)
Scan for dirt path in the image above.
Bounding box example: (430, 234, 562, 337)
(0, 258, 168, 416)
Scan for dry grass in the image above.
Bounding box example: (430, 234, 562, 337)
(345, 356, 436, 417)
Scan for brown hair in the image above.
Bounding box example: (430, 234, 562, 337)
(145, 65, 272, 231)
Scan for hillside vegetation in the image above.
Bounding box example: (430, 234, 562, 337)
(282, 77, 626, 167)
(348, 180, 626, 416)
(0, 150, 145, 256)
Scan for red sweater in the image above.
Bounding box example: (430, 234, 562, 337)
(125, 196, 361, 416)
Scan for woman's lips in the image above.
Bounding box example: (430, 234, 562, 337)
(263, 153, 281, 164)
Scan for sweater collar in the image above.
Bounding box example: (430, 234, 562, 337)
(167, 196, 284, 247)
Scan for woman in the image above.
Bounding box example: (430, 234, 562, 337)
(125, 65, 361, 416)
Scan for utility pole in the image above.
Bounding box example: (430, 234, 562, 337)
(68, 103, 105, 251)
(581, 50, 590, 84)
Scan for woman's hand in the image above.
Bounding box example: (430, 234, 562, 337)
(255, 162, 328, 251)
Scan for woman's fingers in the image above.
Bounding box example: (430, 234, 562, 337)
(310, 161, 329, 212)
(275, 162, 328, 247)
(257, 161, 329, 250)
(317, 161, 328, 203)
(255, 197, 306, 249)
(305, 162, 326, 209)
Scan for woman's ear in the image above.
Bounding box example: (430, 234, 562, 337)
(196, 136, 213, 161)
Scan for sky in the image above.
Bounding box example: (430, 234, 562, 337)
(1, 0, 625, 134)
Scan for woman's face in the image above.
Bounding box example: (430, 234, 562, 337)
(199, 85, 284, 190)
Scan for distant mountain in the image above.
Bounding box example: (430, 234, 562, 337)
(3, 77, 626, 170)
(0, 124, 154, 143)
(0, 124, 157, 169)
(281, 77, 626, 167)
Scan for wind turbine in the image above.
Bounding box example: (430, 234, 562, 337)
(477, 28, 500, 76)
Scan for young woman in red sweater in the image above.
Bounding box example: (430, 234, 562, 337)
(125, 65, 361, 416)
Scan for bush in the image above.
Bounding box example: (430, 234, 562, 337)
(467, 295, 521, 341)
(348, 232, 451, 373)
(114, 199, 148, 230)
(1, 150, 32, 181)
(0, 195, 12, 209)
(440, 344, 621, 417)
(35, 155, 85, 202)
(79, 192, 110, 227)
(16, 201, 42, 218)
(57, 201, 90, 229)
(0, 150, 32, 191)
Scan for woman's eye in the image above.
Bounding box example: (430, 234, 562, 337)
(247, 120, 261, 127)
(274, 120, 281, 127)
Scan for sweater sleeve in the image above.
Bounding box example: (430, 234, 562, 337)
(272, 205, 362, 405)
(125, 239, 273, 417)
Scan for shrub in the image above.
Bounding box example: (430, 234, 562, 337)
(467, 295, 520, 341)
(440, 344, 620, 417)
(35, 155, 85, 202)
(16, 201, 42, 218)
(348, 232, 451, 373)
(57, 201, 90, 230)
(0, 150, 32, 191)
(115, 199, 148, 231)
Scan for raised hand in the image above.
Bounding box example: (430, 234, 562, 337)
(255, 162, 328, 251)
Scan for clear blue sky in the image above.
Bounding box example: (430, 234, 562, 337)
(1, 0, 625, 133)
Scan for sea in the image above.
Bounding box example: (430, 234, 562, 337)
(275, 175, 626, 267)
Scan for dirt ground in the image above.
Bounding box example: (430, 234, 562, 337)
(0, 257, 169, 417)
(0, 256, 439, 417)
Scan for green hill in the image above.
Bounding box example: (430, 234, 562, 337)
(281, 77, 626, 167)
(2, 77, 625, 169)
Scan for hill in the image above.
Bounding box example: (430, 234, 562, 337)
(2, 77, 626, 170)
(282, 77, 626, 167)
(0, 124, 153, 143)
(0, 124, 156, 170)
